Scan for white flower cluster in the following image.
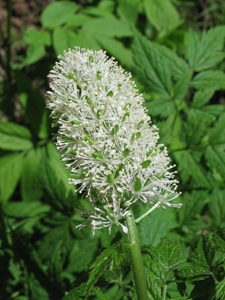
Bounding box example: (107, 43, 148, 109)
(47, 47, 181, 234)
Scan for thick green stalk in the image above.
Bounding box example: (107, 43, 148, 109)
(126, 210, 148, 300)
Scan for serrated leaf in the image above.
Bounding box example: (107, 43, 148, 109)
(182, 109, 210, 146)
(173, 70, 192, 100)
(132, 30, 172, 97)
(53, 28, 78, 56)
(177, 190, 209, 228)
(179, 151, 209, 187)
(216, 279, 225, 300)
(21, 148, 43, 201)
(0, 153, 23, 202)
(206, 146, 225, 178)
(179, 266, 211, 280)
(143, 239, 186, 294)
(185, 26, 225, 71)
(0, 122, 33, 151)
(192, 70, 225, 91)
(87, 246, 118, 293)
(47, 240, 64, 287)
(62, 283, 87, 300)
(193, 89, 214, 107)
(39, 142, 77, 212)
(213, 229, 225, 252)
(192, 237, 215, 269)
(147, 238, 185, 271)
(153, 43, 189, 80)
(208, 112, 225, 144)
(144, 96, 176, 118)
(144, 0, 180, 32)
(146, 276, 162, 300)
(41, 2, 80, 29)
(179, 237, 214, 280)
(209, 189, 225, 227)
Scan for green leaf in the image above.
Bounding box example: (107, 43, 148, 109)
(14, 71, 50, 139)
(146, 276, 162, 300)
(67, 238, 99, 273)
(68, 31, 100, 51)
(193, 89, 214, 107)
(208, 112, 225, 144)
(209, 188, 225, 227)
(153, 43, 189, 80)
(4, 201, 50, 233)
(66, 13, 92, 27)
(47, 240, 64, 288)
(0, 153, 23, 202)
(144, 96, 176, 118)
(179, 151, 209, 188)
(185, 26, 225, 71)
(173, 70, 192, 100)
(145, 238, 185, 272)
(137, 205, 177, 246)
(143, 0, 181, 32)
(117, 0, 139, 25)
(213, 229, 225, 252)
(181, 109, 210, 146)
(41, 2, 80, 29)
(23, 29, 51, 46)
(4, 201, 50, 218)
(62, 283, 87, 300)
(0, 122, 32, 151)
(143, 239, 186, 296)
(87, 246, 118, 293)
(179, 237, 214, 280)
(23, 29, 50, 64)
(192, 70, 225, 91)
(177, 191, 209, 228)
(96, 35, 133, 68)
(39, 143, 77, 212)
(216, 279, 225, 300)
(82, 15, 132, 38)
(53, 28, 78, 56)
(21, 148, 43, 201)
(132, 30, 172, 97)
(206, 146, 225, 178)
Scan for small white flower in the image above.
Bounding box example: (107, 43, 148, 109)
(47, 47, 181, 234)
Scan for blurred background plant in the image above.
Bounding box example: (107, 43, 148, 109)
(1, 0, 225, 299)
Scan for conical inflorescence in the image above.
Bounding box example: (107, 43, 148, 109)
(47, 47, 181, 234)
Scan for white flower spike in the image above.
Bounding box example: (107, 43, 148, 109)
(47, 47, 181, 234)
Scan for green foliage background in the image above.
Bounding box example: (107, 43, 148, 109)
(1, 0, 225, 299)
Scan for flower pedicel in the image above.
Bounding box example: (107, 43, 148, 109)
(47, 47, 181, 234)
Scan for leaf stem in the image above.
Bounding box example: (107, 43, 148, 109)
(126, 210, 148, 300)
(135, 201, 160, 224)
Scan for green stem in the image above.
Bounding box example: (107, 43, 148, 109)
(126, 210, 148, 300)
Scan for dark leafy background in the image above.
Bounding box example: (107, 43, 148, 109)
(1, 0, 225, 299)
